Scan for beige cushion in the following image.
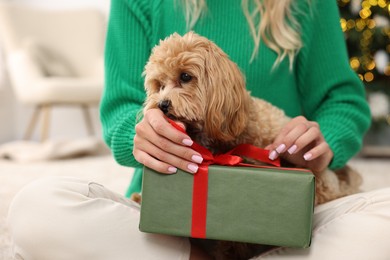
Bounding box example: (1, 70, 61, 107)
(31, 77, 103, 104)
(23, 39, 75, 77)
(6, 49, 44, 100)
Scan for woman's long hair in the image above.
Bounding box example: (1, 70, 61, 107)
(181, 0, 303, 67)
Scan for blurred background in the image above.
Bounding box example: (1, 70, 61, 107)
(338, 0, 390, 156)
(0, 0, 109, 144)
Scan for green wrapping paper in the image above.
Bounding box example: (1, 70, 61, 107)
(139, 165, 315, 248)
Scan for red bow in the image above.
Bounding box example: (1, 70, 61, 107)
(167, 118, 281, 238)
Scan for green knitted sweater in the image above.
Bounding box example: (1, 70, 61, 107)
(100, 0, 371, 195)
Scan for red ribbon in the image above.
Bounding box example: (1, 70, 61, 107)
(167, 118, 285, 238)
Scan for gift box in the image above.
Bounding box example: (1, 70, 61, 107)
(139, 162, 315, 248)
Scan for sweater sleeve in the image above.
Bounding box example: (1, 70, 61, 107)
(296, 0, 371, 169)
(99, 0, 152, 168)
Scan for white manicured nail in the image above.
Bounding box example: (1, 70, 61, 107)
(182, 139, 193, 146)
(168, 167, 177, 173)
(288, 145, 297, 154)
(187, 163, 198, 173)
(192, 155, 203, 164)
(304, 153, 312, 161)
(269, 150, 278, 160)
(276, 144, 286, 153)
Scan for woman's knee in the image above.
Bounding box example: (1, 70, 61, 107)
(7, 177, 90, 252)
(8, 176, 89, 217)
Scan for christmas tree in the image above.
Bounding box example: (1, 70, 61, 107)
(338, 0, 390, 155)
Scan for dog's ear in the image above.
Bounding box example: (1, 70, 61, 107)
(200, 43, 249, 141)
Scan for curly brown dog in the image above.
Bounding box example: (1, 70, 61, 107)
(141, 32, 362, 259)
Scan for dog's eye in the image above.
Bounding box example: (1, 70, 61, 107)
(180, 73, 192, 83)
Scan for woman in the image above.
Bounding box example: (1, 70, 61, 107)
(7, 0, 390, 259)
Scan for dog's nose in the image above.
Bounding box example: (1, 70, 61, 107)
(158, 100, 171, 114)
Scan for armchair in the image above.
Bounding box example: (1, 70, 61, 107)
(0, 3, 106, 141)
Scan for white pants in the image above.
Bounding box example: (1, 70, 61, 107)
(7, 176, 390, 260)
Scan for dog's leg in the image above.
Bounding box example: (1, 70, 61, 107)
(315, 166, 363, 205)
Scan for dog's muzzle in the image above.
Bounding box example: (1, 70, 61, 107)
(158, 100, 171, 114)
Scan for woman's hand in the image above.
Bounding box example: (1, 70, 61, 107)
(266, 116, 333, 173)
(133, 108, 203, 174)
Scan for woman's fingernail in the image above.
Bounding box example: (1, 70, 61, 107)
(182, 139, 193, 146)
(269, 150, 278, 160)
(304, 153, 312, 161)
(168, 166, 177, 173)
(276, 144, 286, 154)
(187, 163, 198, 173)
(288, 145, 297, 154)
(192, 155, 203, 164)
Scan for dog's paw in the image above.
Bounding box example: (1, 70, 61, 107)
(130, 192, 142, 204)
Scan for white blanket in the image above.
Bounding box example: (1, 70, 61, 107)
(0, 137, 110, 163)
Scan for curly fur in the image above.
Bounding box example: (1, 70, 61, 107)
(142, 32, 362, 259)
